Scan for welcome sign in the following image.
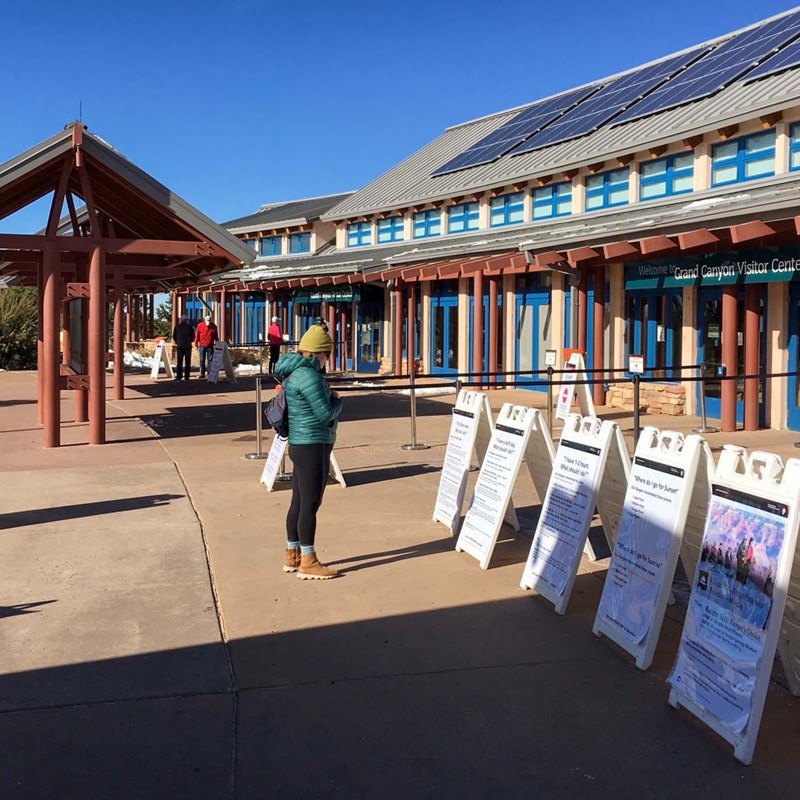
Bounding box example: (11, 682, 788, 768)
(625, 248, 800, 290)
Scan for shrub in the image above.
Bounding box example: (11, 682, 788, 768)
(0, 287, 38, 370)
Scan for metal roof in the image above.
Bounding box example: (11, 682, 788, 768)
(223, 192, 354, 232)
(323, 16, 800, 221)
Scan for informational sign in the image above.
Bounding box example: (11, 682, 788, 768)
(544, 349, 557, 367)
(520, 415, 615, 614)
(592, 422, 632, 554)
(455, 404, 538, 570)
(594, 428, 706, 670)
(628, 354, 644, 374)
(149, 340, 174, 380)
(668, 447, 800, 764)
(433, 390, 492, 534)
(555, 352, 595, 421)
(261, 442, 347, 492)
(208, 341, 236, 383)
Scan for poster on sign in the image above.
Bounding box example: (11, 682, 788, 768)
(433, 390, 493, 534)
(555, 352, 595, 421)
(520, 415, 614, 614)
(208, 342, 236, 383)
(594, 429, 706, 670)
(149, 341, 174, 380)
(668, 447, 800, 764)
(455, 404, 537, 569)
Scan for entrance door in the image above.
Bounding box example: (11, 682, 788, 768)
(515, 288, 551, 391)
(788, 283, 800, 430)
(430, 295, 459, 375)
(356, 302, 382, 373)
(468, 294, 490, 380)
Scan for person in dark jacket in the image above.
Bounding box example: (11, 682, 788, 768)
(172, 315, 194, 380)
(273, 325, 343, 580)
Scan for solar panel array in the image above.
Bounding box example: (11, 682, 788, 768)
(431, 85, 598, 176)
(613, 10, 800, 125)
(509, 47, 708, 156)
(745, 35, 800, 82)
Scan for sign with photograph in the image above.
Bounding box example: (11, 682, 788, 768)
(555, 352, 595, 421)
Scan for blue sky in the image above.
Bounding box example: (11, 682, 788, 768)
(1, 0, 796, 232)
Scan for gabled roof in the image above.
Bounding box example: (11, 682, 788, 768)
(323, 8, 800, 221)
(223, 192, 354, 232)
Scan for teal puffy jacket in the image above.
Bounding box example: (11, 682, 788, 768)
(273, 353, 343, 445)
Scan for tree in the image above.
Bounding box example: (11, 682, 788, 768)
(155, 294, 173, 338)
(0, 287, 38, 370)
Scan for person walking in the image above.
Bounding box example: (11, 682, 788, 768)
(273, 324, 343, 580)
(267, 316, 285, 374)
(193, 314, 219, 379)
(172, 314, 194, 380)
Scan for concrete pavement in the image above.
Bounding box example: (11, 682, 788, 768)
(1, 369, 799, 798)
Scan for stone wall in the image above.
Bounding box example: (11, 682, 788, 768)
(606, 381, 686, 415)
(378, 357, 421, 375)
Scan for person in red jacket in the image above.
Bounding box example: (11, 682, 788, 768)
(267, 316, 285, 373)
(194, 314, 219, 378)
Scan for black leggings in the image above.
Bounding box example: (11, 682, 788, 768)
(286, 444, 333, 547)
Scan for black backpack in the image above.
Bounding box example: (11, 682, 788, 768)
(264, 376, 291, 439)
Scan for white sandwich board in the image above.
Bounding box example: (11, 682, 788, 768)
(677, 439, 717, 586)
(555, 352, 595, 421)
(593, 428, 708, 670)
(520, 415, 620, 615)
(260, 439, 346, 492)
(208, 341, 236, 383)
(455, 404, 546, 569)
(149, 340, 174, 380)
(433, 390, 519, 534)
(667, 446, 800, 764)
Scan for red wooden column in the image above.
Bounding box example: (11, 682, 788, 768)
(406, 283, 416, 375)
(37, 263, 44, 424)
(720, 285, 738, 433)
(577, 271, 588, 353)
(148, 293, 155, 338)
(41, 243, 61, 448)
(61, 298, 71, 370)
(220, 289, 228, 342)
(113, 275, 125, 401)
(125, 292, 132, 342)
(88, 245, 106, 445)
(473, 269, 484, 386)
(393, 280, 404, 375)
(171, 290, 178, 332)
(281, 304, 289, 344)
(744, 284, 760, 431)
(488, 275, 498, 388)
(327, 303, 336, 368)
(592, 265, 606, 406)
(339, 307, 347, 370)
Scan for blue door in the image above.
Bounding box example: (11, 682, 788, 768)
(244, 293, 266, 344)
(515, 287, 551, 390)
(787, 283, 800, 430)
(357, 301, 382, 373)
(430, 294, 459, 375)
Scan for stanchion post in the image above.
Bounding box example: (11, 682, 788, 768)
(547, 365, 554, 433)
(246, 376, 269, 460)
(693, 362, 718, 434)
(402, 369, 430, 451)
(632, 373, 641, 448)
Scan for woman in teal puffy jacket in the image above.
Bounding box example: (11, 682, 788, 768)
(273, 325, 343, 579)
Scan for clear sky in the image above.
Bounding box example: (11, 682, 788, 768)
(1, 0, 797, 232)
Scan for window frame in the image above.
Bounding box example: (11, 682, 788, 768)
(711, 129, 776, 187)
(446, 201, 480, 234)
(489, 190, 525, 227)
(412, 208, 442, 239)
(638, 153, 694, 201)
(532, 182, 572, 220)
(258, 235, 282, 257)
(346, 221, 373, 248)
(288, 231, 311, 254)
(584, 167, 630, 212)
(377, 216, 405, 243)
(789, 122, 800, 172)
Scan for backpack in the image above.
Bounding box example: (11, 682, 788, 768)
(264, 376, 291, 439)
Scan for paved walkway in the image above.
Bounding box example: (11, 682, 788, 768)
(1, 370, 799, 798)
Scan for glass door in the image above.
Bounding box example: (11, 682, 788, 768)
(515, 286, 552, 391)
(788, 283, 800, 430)
(357, 302, 382, 373)
(430, 295, 459, 375)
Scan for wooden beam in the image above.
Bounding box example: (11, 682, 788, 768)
(331, 274, 351, 285)
(760, 112, 782, 128)
(648, 145, 668, 159)
(0, 234, 221, 257)
(562, 169, 579, 181)
(587, 161, 605, 174)
(616, 154, 634, 167)
(535, 174, 553, 186)
(639, 235, 676, 256)
(717, 124, 739, 141)
(678, 228, 720, 250)
(46, 154, 74, 237)
(566, 246, 600, 268)
(602, 240, 639, 260)
(683, 135, 704, 150)
(730, 220, 776, 244)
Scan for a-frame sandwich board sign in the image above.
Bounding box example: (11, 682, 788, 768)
(150, 340, 174, 380)
(554, 352, 596, 421)
(667, 447, 800, 765)
(208, 341, 236, 383)
(433, 389, 519, 534)
(260, 438, 346, 492)
(593, 428, 708, 670)
(455, 404, 545, 569)
(520, 415, 624, 615)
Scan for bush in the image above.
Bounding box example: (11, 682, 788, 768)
(0, 287, 38, 370)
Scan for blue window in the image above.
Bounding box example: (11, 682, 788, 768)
(532, 182, 572, 219)
(489, 191, 525, 227)
(259, 235, 282, 257)
(447, 202, 479, 234)
(639, 154, 694, 200)
(711, 130, 776, 186)
(242, 237, 256, 249)
(585, 167, 630, 211)
(789, 123, 800, 171)
(288, 232, 311, 254)
(346, 221, 372, 247)
(377, 216, 405, 243)
(413, 209, 441, 239)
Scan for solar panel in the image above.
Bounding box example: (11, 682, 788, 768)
(744, 35, 800, 82)
(509, 47, 708, 155)
(612, 10, 800, 125)
(431, 85, 598, 176)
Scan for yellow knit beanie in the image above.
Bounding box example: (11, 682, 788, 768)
(298, 324, 334, 353)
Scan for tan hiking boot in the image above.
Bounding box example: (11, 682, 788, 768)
(283, 548, 300, 573)
(297, 553, 338, 580)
